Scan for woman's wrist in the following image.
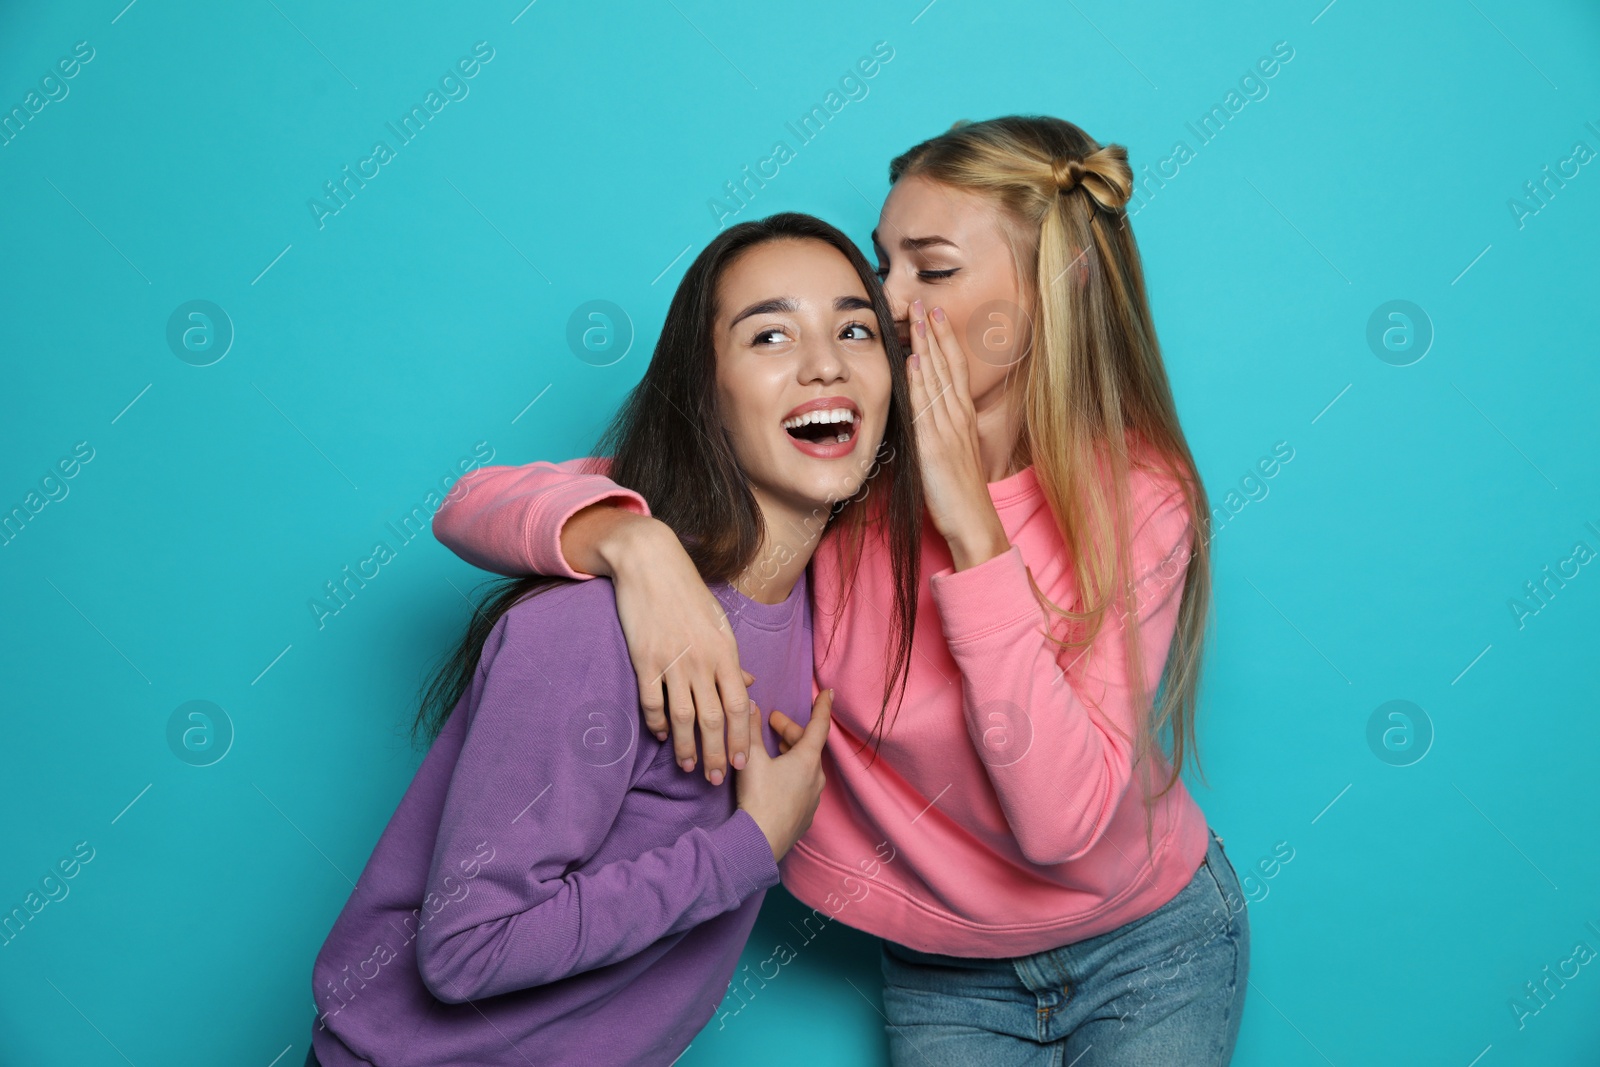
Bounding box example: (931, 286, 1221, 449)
(592, 510, 674, 579)
(562, 504, 663, 578)
(945, 512, 1010, 572)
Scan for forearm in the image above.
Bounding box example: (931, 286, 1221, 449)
(563, 501, 669, 580)
(430, 457, 648, 579)
(932, 541, 1185, 866)
(944, 510, 1011, 572)
(417, 811, 777, 1002)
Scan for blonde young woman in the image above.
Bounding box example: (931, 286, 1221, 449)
(433, 116, 1250, 1064)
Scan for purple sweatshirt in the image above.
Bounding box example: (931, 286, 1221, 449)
(309, 571, 812, 1066)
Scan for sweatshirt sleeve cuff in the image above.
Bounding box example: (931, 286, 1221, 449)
(706, 809, 781, 899)
(928, 544, 1048, 646)
(523, 478, 651, 581)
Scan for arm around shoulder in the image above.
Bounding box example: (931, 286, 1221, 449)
(431, 456, 651, 578)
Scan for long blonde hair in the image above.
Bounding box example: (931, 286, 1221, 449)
(890, 115, 1214, 856)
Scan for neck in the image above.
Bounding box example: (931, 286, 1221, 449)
(731, 490, 828, 605)
(974, 375, 1028, 482)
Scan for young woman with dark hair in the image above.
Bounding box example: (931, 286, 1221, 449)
(305, 211, 922, 1067)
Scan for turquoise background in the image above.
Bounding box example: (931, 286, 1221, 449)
(2, 0, 1598, 1063)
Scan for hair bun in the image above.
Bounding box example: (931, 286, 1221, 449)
(1051, 157, 1087, 193)
(1048, 147, 1131, 212)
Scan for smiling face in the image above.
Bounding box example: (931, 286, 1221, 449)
(712, 237, 893, 526)
(873, 173, 1034, 413)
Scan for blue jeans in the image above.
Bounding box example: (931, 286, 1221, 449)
(879, 828, 1249, 1065)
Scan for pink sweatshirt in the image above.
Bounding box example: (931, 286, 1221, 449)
(432, 455, 1211, 956)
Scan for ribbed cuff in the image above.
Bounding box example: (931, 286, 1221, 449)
(928, 544, 1046, 646)
(706, 809, 781, 900)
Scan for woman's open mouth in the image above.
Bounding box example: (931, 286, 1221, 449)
(782, 398, 860, 459)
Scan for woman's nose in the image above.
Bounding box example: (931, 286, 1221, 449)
(881, 275, 912, 322)
(799, 339, 847, 383)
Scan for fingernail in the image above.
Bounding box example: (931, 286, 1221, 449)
(681, 759, 695, 773)
(709, 769, 724, 786)
(916, 321, 926, 337)
(912, 299, 924, 315)
(732, 752, 746, 769)
(933, 307, 946, 322)
(909, 352, 919, 368)
(654, 731, 668, 742)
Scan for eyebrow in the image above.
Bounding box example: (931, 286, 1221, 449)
(728, 294, 873, 328)
(870, 229, 960, 253)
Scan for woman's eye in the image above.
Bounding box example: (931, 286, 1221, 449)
(918, 268, 959, 281)
(840, 322, 875, 341)
(752, 328, 790, 345)
(874, 265, 890, 280)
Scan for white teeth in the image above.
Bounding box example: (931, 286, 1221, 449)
(783, 407, 858, 431)
(835, 433, 849, 443)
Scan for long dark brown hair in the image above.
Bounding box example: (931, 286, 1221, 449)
(413, 212, 923, 748)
